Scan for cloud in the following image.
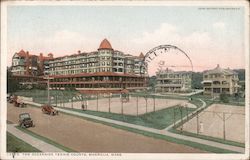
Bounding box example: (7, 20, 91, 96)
(132, 23, 179, 47)
(7, 30, 99, 61)
(8, 22, 244, 74)
(130, 23, 215, 75)
(212, 22, 226, 30)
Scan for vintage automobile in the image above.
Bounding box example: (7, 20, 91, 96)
(14, 96, 27, 108)
(41, 104, 59, 115)
(18, 113, 35, 128)
(8, 95, 16, 104)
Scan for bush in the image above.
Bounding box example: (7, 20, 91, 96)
(220, 93, 229, 103)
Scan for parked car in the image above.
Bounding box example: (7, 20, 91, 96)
(14, 96, 27, 108)
(7, 94, 11, 102)
(18, 113, 35, 128)
(8, 95, 16, 104)
(41, 105, 59, 115)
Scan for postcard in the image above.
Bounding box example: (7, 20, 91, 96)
(1, 0, 249, 160)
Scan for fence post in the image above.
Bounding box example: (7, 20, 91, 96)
(71, 98, 73, 109)
(180, 106, 183, 133)
(136, 96, 139, 116)
(96, 93, 98, 111)
(153, 96, 155, 112)
(186, 105, 188, 120)
(86, 96, 88, 110)
(121, 99, 123, 115)
(109, 93, 111, 113)
(173, 108, 176, 128)
(196, 111, 199, 134)
(223, 112, 226, 140)
(55, 94, 57, 107)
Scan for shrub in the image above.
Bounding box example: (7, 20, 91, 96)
(220, 93, 229, 103)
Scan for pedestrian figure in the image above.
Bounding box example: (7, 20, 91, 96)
(82, 104, 85, 110)
(199, 121, 204, 133)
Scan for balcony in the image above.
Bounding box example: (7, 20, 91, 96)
(156, 84, 182, 87)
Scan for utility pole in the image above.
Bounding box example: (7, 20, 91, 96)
(44, 76, 54, 106)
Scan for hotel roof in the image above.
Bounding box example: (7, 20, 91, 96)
(204, 64, 237, 75)
(98, 38, 113, 50)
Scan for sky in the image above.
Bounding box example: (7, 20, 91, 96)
(7, 5, 246, 75)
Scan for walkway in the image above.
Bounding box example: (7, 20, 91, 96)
(7, 124, 64, 152)
(24, 100, 244, 153)
(152, 89, 204, 97)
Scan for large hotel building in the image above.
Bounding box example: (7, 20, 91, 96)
(11, 39, 148, 93)
(155, 68, 192, 93)
(202, 64, 240, 95)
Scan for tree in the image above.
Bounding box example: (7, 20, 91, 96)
(7, 68, 19, 93)
(148, 76, 157, 92)
(220, 93, 229, 103)
(233, 69, 245, 81)
(191, 72, 203, 89)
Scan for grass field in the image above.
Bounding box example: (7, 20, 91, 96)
(7, 132, 40, 152)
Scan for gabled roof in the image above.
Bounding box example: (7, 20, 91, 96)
(139, 52, 144, 58)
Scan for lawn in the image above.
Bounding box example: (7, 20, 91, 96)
(14, 89, 79, 104)
(214, 96, 245, 106)
(169, 128, 245, 148)
(60, 105, 195, 130)
(7, 132, 40, 152)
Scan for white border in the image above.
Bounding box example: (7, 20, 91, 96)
(1, 1, 249, 160)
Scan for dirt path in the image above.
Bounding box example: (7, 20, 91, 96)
(7, 103, 204, 153)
